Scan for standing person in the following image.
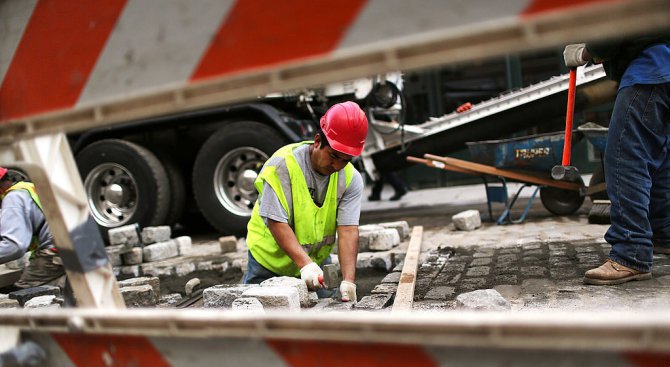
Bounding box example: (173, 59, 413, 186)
(0, 167, 66, 290)
(243, 101, 367, 302)
(563, 33, 670, 285)
(368, 171, 408, 201)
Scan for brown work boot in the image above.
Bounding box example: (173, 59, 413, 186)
(584, 259, 651, 285)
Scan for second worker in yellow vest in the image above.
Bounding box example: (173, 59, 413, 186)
(244, 101, 368, 302)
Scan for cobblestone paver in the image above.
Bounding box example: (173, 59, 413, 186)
(412, 216, 670, 312)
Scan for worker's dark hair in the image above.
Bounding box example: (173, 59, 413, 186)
(0, 173, 11, 184)
(315, 129, 330, 150)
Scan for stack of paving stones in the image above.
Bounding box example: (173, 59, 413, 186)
(106, 224, 238, 280)
(335, 221, 410, 273)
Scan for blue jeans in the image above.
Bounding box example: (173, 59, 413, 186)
(242, 250, 336, 297)
(605, 83, 670, 272)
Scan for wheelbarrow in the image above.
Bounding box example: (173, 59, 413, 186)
(408, 129, 589, 224)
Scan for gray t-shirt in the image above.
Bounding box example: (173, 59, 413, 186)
(258, 144, 363, 226)
(0, 188, 54, 264)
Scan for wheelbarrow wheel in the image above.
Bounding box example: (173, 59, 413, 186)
(589, 165, 608, 201)
(540, 178, 585, 216)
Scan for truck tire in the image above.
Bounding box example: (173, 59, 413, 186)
(540, 177, 585, 216)
(192, 121, 288, 235)
(76, 139, 171, 237)
(157, 153, 186, 227)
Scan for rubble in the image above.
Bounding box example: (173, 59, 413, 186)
(141, 226, 171, 245)
(452, 210, 482, 231)
(241, 286, 300, 312)
(24, 295, 60, 309)
(456, 289, 511, 311)
(9, 285, 60, 307)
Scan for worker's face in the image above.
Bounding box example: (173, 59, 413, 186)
(312, 135, 353, 176)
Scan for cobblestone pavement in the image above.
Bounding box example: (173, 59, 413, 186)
(411, 215, 670, 312)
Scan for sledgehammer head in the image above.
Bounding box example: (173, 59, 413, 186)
(322, 264, 341, 289)
(551, 165, 580, 182)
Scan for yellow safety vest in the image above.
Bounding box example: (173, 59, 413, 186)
(247, 142, 354, 276)
(1, 182, 45, 253)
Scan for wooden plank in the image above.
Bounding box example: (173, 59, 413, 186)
(392, 225, 423, 312)
(407, 156, 480, 175)
(424, 154, 582, 191)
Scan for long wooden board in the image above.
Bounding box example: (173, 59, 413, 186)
(392, 226, 423, 312)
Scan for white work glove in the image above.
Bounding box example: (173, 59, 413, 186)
(300, 262, 324, 290)
(339, 280, 357, 303)
(563, 43, 588, 68)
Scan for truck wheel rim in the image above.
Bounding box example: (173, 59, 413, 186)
(213, 147, 267, 217)
(84, 163, 138, 227)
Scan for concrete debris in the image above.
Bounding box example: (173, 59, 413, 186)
(143, 240, 179, 262)
(108, 223, 141, 248)
(9, 285, 60, 307)
(355, 294, 394, 311)
(241, 286, 301, 312)
(105, 245, 130, 266)
(0, 297, 20, 308)
(141, 226, 172, 245)
(122, 247, 143, 265)
(175, 262, 196, 277)
(117, 265, 141, 278)
(456, 289, 511, 311)
(24, 295, 60, 309)
(175, 236, 192, 255)
(218, 236, 237, 254)
(378, 221, 411, 241)
(452, 210, 482, 231)
(120, 284, 156, 307)
(117, 277, 161, 303)
(232, 297, 265, 313)
(356, 252, 393, 271)
(185, 278, 201, 297)
(159, 293, 183, 307)
(381, 271, 401, 284)
(369, 228, 400, 251)
(203, 284, 259, 308)
(260, 276, 310, 308)
(370, 283, 398, 295)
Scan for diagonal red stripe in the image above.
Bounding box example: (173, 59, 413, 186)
(268, 339, 438, 367)
(191, 0, 368, 81)
(0, 0, 127, 121)
(52, 333, 171, 367)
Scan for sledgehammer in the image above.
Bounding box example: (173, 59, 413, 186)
(551, 68, 581, 182)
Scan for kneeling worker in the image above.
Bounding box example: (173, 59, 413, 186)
(244, 101, 367, 302)
(0, 167, 66, 290)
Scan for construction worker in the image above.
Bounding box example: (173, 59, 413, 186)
(243, 101, 367, 302)
(0, 167, 66, 290)
(563, 33, 670, 285)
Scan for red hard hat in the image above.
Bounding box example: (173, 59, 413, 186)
(319, 101, 368, 156)
(0, 166, 6, 180)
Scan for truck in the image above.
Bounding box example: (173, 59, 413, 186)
(0, 0, 669, 364)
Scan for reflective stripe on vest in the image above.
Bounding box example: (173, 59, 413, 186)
(246, 142, 354, 277)
(2, 182, 44, 252)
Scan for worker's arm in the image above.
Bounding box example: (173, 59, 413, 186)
(0, 194, 32, 264)
(267, 219, 312, 269)
(267, 219, 323, 289)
